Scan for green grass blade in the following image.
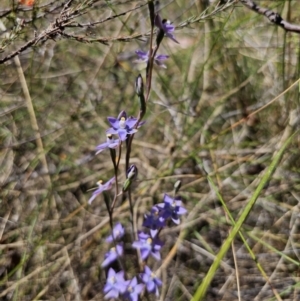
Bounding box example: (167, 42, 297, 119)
(192, 131, 298, 301)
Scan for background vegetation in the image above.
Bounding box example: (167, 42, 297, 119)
(1, 0, 300, 300)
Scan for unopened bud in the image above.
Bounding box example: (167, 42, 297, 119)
(127, 164, 138, 180)
(135, 74, 144, 96)
(135, 74, 146, 120)
(174, 180, 181, 194)
(123, 164, 138, 192)
(148, 0, 155, 28)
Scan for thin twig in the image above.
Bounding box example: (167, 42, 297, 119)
(0, 0, 236, 65)
(240, 0, 300, 33)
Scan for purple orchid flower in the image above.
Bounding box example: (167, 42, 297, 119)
(103, 268, 129, 299)
(135, 50, 169, 68)
(156, 194, 187, 224)
(95, 134, 120, 154)
(101, 243, 124, 268)
(132, 232, 163, 261)
(140, 265, 162, 297)
(88, 177, 115, 204)
(106, 223, 125, 243)
(106, 111, 138, 141)
(155, 13, 179, 44)
(143, 206, 165, 237)
(123, 277, 144, 301)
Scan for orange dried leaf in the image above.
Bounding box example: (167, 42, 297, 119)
(19, 0, 35, 6)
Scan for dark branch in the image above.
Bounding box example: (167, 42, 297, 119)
(0, 21, 63, 64)
(0, 38, 37, 64)
(0, 1, 147, 64)
(240, 0, 300, 34)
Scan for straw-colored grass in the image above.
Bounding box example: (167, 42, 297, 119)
(1, 0, 300, 300)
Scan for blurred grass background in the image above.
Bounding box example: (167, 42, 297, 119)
(1, 0, 300, 300)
